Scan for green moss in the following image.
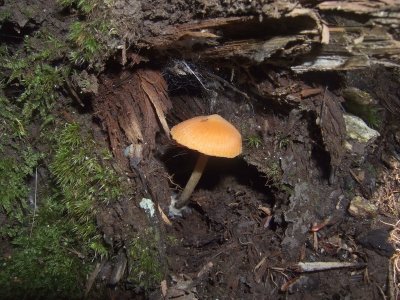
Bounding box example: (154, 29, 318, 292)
(0, 148, 42, 229)
(0, 99, 90, 298)
(262, 158, 293, 196)
(264, 160, 282, 185)
(21, 6, 36, 19)
(1, 32, 67, 123)
(166, 235, 179, 246)
(58, 0, 108, 14)
(364, 107, 381, 129)
(3, 33, 65, 83)
(246, 135, 262, 149)
(0, 195, 91, 299)
(57, 0, 117, 68)
(0, 120, 122, 297)
(0, 1, 124, 296)
(347, 103, 382, 129)
(279, 183, 294, 196)
(19, 64, 65, 121)
(23, 31, 66, 62)
(0, 95, 26, 138)
(51, 122, 123, 254)
(0, 223, 87, 299)
(128, 231, 163, 291)
(68, 19, 116, 68)
(276, 132, 291, 150)
(342, 88, 382, 129)
(0, 95, 42, 232)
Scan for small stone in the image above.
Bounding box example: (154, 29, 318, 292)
(348, 195, 378, 218)
(343, 114, 380, 144)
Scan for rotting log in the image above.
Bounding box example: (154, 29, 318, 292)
(138, 2, 400, 72)
(142, 9, 325, 64)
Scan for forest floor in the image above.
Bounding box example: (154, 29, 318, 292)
(1, 0, 400, 299)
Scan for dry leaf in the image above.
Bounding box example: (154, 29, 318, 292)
(158, 204, 172, 226)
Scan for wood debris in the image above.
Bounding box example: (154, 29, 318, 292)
(143, 9, 324, 64)
(140, 70, 171, 137)
(318, 1, 400, 14)
(158, 204, 172, 226)
(290, 261, 367, 273)
(139, 1, 400, 72)
(95, 69, 172, 165)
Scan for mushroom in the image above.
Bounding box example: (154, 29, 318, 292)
(170, 114, 242, 209)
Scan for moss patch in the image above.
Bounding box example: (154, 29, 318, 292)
(0, 121, 125, 298)
(57, 0, 118, 69)
(128, 230, 164, 292)
(51, 122, 123, 255)
(0, 202, 88, 299)
(0, 0, 134, 296)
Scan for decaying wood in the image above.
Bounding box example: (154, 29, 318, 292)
(85, 261, 105, 297)
(143, 8, 324, 64)
(292, 25, 400, 73)
(305, 89, 346, 179)
(296, 1, 400, 71)
(139, 70, 171, 137)
(95, 69, 172, 165)
(251, 70, 346, 175)
(318, 0, 399, 14)
(140, 2, 400, 72)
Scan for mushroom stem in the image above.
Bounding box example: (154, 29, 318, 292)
(175, 154, 209, 209)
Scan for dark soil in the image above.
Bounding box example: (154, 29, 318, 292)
(155, 65, 395, 299)
(92, 59, 398, 299)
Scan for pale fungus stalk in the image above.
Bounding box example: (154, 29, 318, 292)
(175, 154, 208, 209)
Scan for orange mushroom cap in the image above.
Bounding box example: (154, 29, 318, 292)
(171, 114, 242, 158)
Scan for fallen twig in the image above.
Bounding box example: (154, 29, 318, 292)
(290, 261, 367, 273)
(158, 204, 172, 226)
